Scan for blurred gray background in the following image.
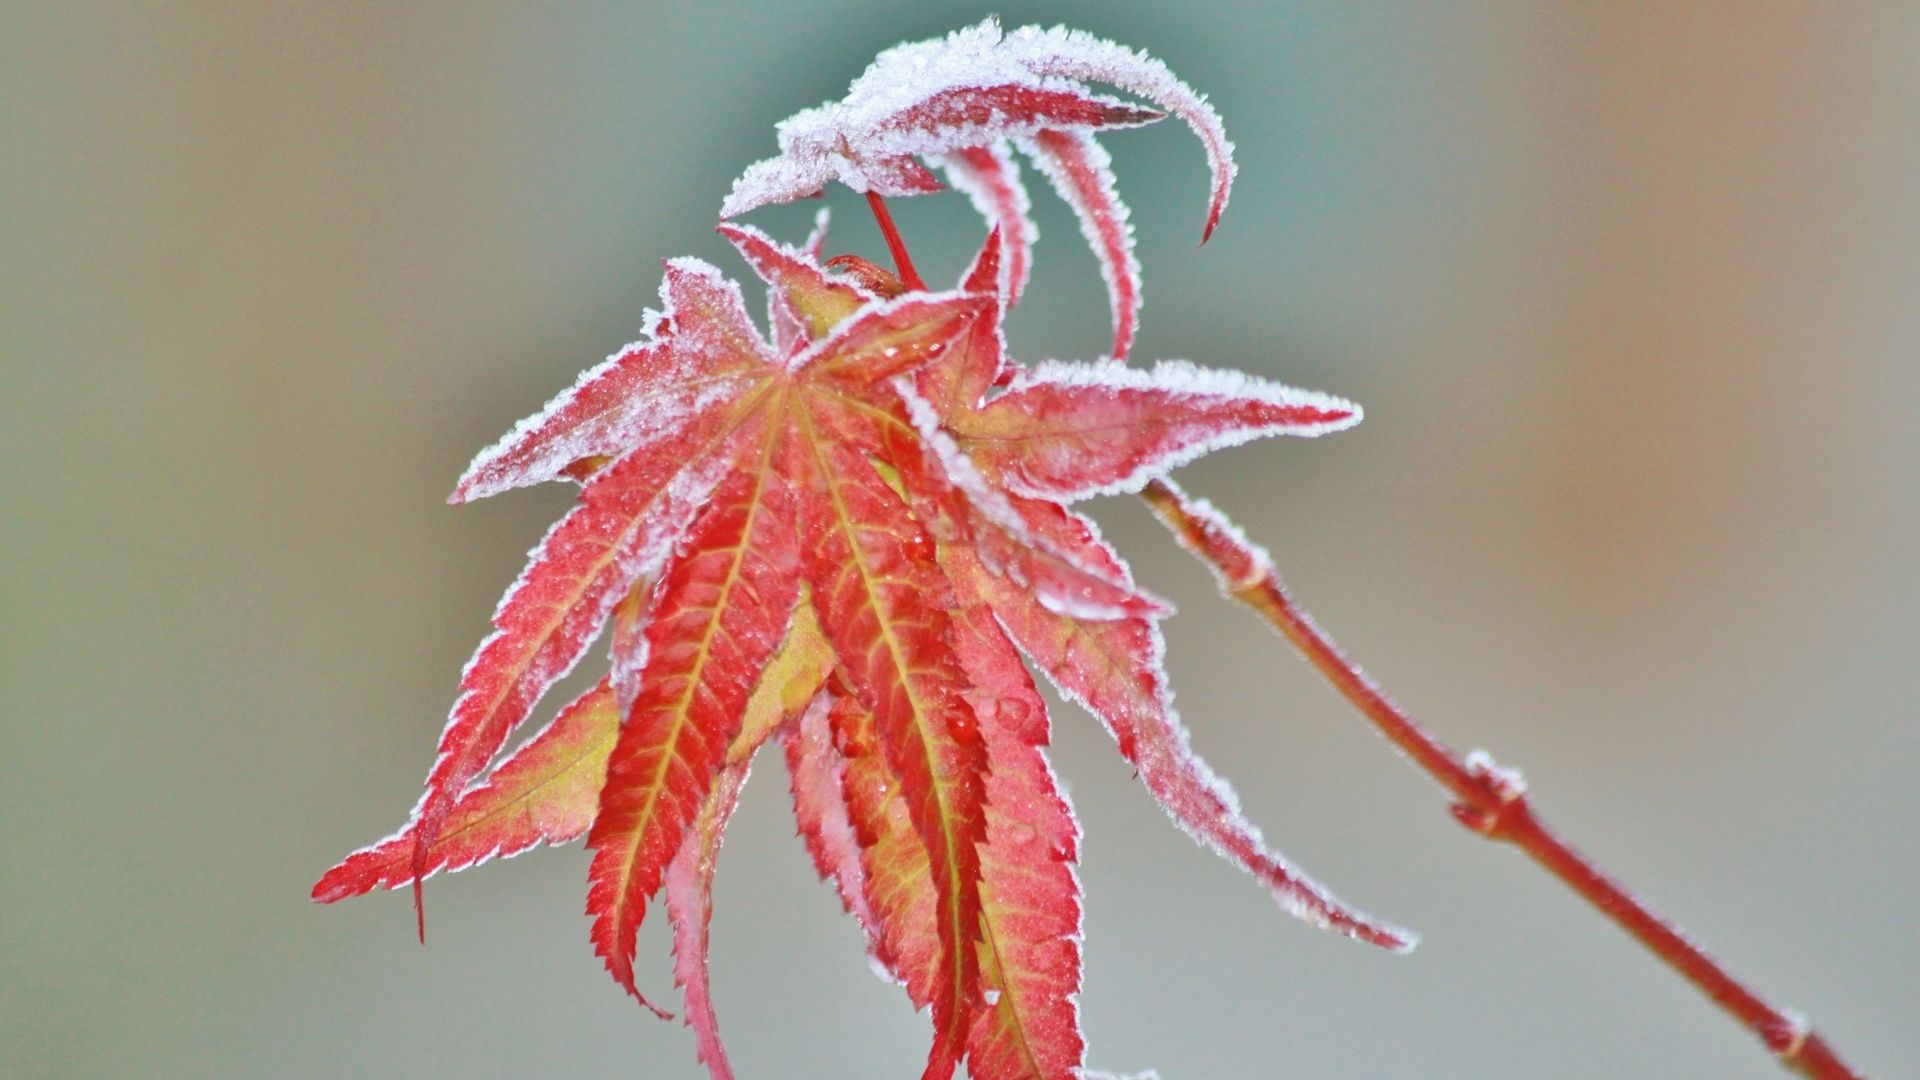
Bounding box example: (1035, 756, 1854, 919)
(4, 3, 1917, 1077)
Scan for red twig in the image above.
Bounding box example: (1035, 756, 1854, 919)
(1139, 478, 1861, 1079)
(865, 192, 927, 291)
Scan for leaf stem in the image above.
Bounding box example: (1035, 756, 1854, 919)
(1138, 478, 1863, 1080)
(865, 192, 928, 292)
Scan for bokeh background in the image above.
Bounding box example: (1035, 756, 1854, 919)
(5, 3, 1917, 1077)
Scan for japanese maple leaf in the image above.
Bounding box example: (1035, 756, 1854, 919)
(315, 223, 1406, 1079)
(315, 22, 1410, 1080)
(722, 15, 1234, 363)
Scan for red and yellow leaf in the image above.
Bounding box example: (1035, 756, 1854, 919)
(316, 600, 819, 913)
(832, 692, 941, 1006)
(911, 228, 1010, 423)
(885, 381, 1169, 622)
(586, 414, 803, 1001)
(950, 597, 1086, 1080)
(411, 394, 764, 933)
(828, 598, 1089, 1080)
(725, 598, 835, 766)
(322, 28, 1373, 1067)
(312, 679, 619, 903)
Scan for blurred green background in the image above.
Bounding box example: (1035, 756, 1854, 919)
(5, 3, 1917, 1077)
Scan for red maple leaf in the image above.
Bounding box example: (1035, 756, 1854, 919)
(316, 21, 1408, 1080)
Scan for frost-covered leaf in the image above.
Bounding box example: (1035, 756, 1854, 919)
(610, 577, 653, 719)
(915, 227, 1012, 421)
(719, 219, 874, 352)
(409, 392, 758, 933)
(722, 17, 1236, 357)
(811, 592, 1088, 1080)
(453, 260, 767, 503)
(957, 359, 1361, 501)
(896, 381, 1170, 622)
(1018, 129, 1139, 361)
(936, 144, 1034, 306)
(999, 22, 1237, 241)
(726, 598, 835, 764)
(797, 290, 993, 386)
(833, 690, 941, 1006)
(312, 679, 619, 902)
(718, 17, 1173, 220)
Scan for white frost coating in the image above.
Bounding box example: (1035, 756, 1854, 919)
(991, 359, 1362, 502)
(865, 951, 906, 988)
(456, 258, 763, 503)
(1084, 1072, 1163, 1080)
(1015, 128, 1140, 362)
(932, 140, 1036, 304)
(853, 82, 1157, 162)
(1038, 740, 1088, 1044)
(1464, 748, 1528, 802)
(455, 344, 640, 501)
(803, 205, 833, 257)
(723, 154, 836, 219)
(610, 581, 651, 721)
(1153, 478, 1277, 593)
(1010, 357, 1361, 418)
(660, 255, 775, 357)
(999, 21, 1237, 236)
(720, 17, 1230, 234)
(899, 380, 1027, 536)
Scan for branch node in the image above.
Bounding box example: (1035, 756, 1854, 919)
(1761, 1009, 1811, 1060)
(1449, 750, 1530, 839)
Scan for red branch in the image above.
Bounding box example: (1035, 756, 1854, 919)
(865, 192, 927, 291)
(1139, 478, 1862, 1079)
